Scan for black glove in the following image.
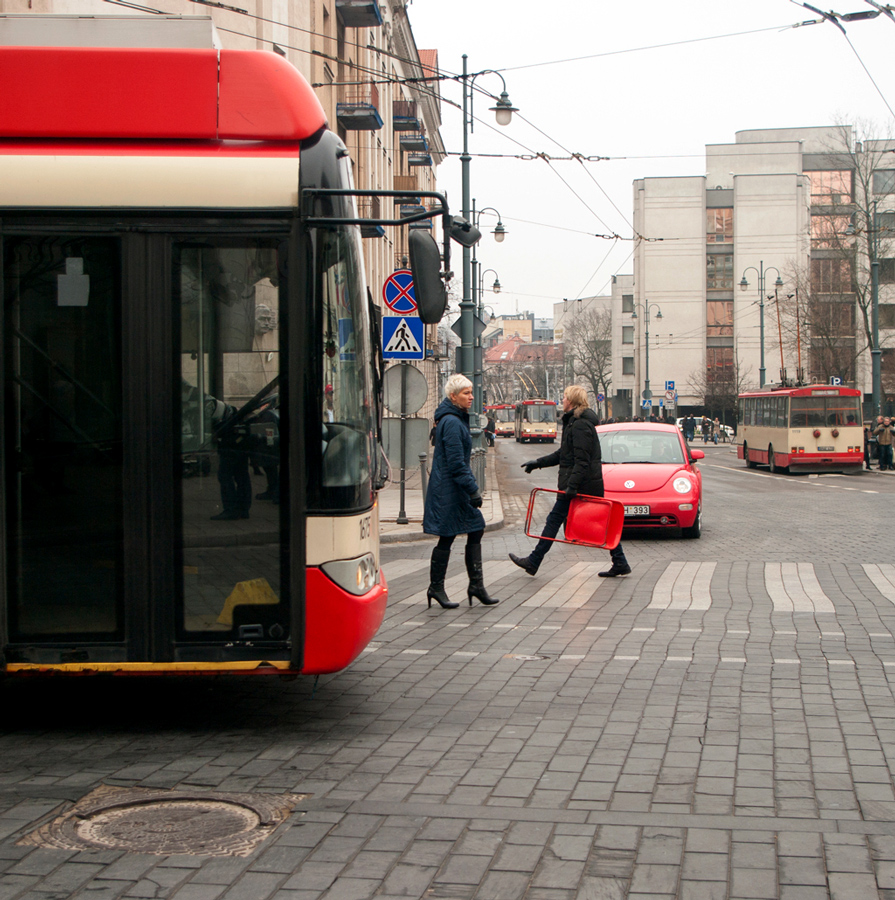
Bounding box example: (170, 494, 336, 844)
(564, 487, 577, 498)
(469, 491, 483, 508)
(521, 460, 540, 474)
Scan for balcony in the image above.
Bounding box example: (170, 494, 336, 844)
(399, 132, 428, 153)
(407, 153, 432, 168)
(393, 100, 421, 132)
(358, 196, 385, 239)
(336, 85, 383, 131)
(335, 0, 382, 28)
(400, 204, 433, 230)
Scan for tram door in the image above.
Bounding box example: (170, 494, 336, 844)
(2, 233, 290, 659)
(3, 235, 124, 641)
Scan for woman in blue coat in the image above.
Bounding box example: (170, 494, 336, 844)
(423, 374, 499, 609)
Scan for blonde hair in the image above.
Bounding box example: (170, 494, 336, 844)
(444, 373, 473, 399)
(564, 385, 588, 411)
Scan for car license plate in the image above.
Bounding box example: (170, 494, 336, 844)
(624, 505, 650, 517)
(817, 446, 834, 451)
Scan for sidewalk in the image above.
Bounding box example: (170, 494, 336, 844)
(378, 445, 503, 543)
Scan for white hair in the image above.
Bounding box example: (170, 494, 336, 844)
(444, 373, 473, 399)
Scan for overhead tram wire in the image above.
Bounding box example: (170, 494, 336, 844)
(495, 21, 823, 73)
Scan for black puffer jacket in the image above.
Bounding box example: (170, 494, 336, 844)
(532, 407, 603, 496)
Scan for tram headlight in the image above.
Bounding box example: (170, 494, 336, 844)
(672, 476, 693, 494)
(321, 554, 380, 596)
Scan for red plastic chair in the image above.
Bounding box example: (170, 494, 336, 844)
(524, 488, 624, 550)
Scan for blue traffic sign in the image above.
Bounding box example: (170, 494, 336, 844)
(382, 316, 424, 360)
(665, 380, 674, 391)
(382, 270, 418, 314)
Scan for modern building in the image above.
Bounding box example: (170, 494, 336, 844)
(630, 125, 895, 419)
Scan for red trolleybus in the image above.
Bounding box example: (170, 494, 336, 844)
(737, 385, 863, 474)
(484, 404, 515, 438)
(0, 32, 448, 677)
(514, 399, 558, 443)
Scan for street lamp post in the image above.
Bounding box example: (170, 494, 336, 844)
(475, 267, 500, 410)
(458, 55, 516, 433)
(739, 262, 783, 388)
(631, 302, 662, 415)
(469, 202, 505, 414)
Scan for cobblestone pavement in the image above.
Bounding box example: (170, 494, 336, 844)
(2, 442, 895, 899)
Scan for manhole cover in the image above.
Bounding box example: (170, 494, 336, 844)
(19, 785, 305, 857)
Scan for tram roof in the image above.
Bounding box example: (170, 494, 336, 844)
(0, 47, 327, 142)
(738, 384, 861, 398)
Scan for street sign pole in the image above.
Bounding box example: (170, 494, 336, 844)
(397, 363, 409, 524)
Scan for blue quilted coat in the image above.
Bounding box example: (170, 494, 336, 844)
(422, 397, 486, 536)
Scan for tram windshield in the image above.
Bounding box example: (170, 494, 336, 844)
(521, 403, 556, 424)
(790, 395, 862, 428)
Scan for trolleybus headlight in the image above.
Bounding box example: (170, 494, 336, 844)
(321, 554, 380, 595)
(672, 477, 692, 494)
(813, 429, 821, 438)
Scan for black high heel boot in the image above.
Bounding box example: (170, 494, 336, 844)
(427, 547, 458, 609)
(466, 544, 499, 606)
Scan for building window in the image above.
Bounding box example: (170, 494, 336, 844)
(812, 300, 855, 336)
(879, 303, 895, 328)
(622, 357, 634, 375)
(811, 214, 853, 249)
(810, 257, 853, 293)
(621, 294, 634, 314)
(807, 170, 853, 203)
(706, 208, 732, 243)
(880, 259, 895, 285)
(707, 300, 733, 336)
(622, 325, 634, 344)
(706, 347, 734, 372)
(706, 253, 733, 290)
(874, 170, 895, 194)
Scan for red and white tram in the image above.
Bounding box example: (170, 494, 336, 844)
(0, 28, 445, 676)
(737, 385, 863, 474)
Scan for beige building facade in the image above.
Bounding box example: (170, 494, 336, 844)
(630, 125, 895, 418)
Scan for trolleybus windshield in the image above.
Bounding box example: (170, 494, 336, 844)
(790, 394, 862, 428)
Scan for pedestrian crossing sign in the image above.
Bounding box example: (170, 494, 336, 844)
(382, 316, 424, 360)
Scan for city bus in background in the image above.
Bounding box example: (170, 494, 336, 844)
(515, 399, 558, 443)
(737, 385, 863, 474)
(0, 21, 448, 678)
(484, 404, 515, 438)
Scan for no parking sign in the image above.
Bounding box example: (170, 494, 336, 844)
(382, 270, 417, 314)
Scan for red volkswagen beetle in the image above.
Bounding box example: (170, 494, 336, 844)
(597, 422, 704, 538)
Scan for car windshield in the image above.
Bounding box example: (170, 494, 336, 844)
(601, 430, 685, 465)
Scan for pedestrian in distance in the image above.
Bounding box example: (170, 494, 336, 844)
(423, 374, 499, 609)
(509, 384, 631, 578)
(874, 415, 894, 471)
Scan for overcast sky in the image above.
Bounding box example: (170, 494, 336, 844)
(407, 0, 895, 321)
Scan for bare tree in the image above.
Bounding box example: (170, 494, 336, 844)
(808, 121, 895, 384)
(686, 352, 752, 426)
(563, 308, 613, 416)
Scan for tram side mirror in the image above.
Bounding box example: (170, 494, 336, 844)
(448, 216, 481, 248)
(409, 231, 447, 324)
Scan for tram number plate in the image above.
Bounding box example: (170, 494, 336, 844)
(817, 446, 834, 451)
(624, 505, 650, 517)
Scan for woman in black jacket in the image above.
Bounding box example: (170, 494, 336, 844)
(509, 385, 631, 577)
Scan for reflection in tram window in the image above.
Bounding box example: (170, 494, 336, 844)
(316, 227, 375, 510)
(3, 236, 123, 639)
(175, 240, 287, 639)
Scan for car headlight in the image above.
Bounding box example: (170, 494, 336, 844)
(672, 476, 693, 494)
(321, 554, 380, 595)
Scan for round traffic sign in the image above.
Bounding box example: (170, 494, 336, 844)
(383, 363, 428, 415)
(642, 389, 652, 400)
(383, 270, 417, 314)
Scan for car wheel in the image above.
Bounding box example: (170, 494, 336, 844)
(682, 505, 701, 539)
(743, 442, 756, 469)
